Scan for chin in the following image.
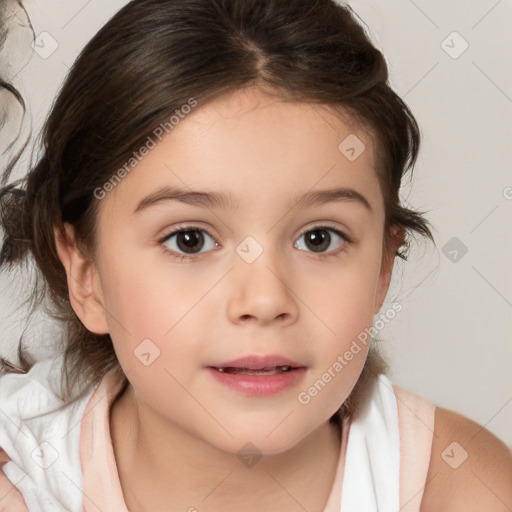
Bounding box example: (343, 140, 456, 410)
(206, 418, 316, 458)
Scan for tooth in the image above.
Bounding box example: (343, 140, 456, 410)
(214, 366, 295, 375)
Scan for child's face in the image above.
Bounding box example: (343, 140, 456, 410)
(88, 86, 394, 453)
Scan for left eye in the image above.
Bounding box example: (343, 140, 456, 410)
(161, 228, 218, 255)
(294, 226, 348, 254)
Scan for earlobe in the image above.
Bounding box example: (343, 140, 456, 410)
(53, 223, 109, 334)
(374, 228, 405, 314)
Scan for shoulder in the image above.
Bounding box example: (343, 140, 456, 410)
(420, 406, 512, 512)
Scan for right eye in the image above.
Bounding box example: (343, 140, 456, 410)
(159, 226, 219, 260)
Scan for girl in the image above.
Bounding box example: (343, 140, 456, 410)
(0, 0, 511, 511)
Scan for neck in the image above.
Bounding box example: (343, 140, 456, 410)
(110, 384, 343, 512)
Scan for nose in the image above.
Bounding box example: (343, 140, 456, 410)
(226, 248, 300, 327)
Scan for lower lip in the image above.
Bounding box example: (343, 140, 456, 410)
(206, 367, 307, 396)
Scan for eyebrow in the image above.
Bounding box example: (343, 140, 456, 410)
(132, 185, 373, 215)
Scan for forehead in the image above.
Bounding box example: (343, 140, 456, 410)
(175, 87, 375, 165)
(102, 86, 382, 218)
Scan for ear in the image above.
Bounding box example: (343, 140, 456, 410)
(54, 223, 109, 334)
(374, 227, 405, 314)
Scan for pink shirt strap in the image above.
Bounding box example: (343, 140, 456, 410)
(393, 384, 436, 511)
(80, 371, 129, 511)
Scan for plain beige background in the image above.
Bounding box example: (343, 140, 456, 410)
(1, 0, 511, 447)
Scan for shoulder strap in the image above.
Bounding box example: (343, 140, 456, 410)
(80, 370, 129, 511)
(393, 385, 436, 511)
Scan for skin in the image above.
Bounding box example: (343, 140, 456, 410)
(53, 84, 414, 511)
(421, 407, 512, 512)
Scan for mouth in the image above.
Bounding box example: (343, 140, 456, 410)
(206, 354, 307, 395)
(212, 366, 296, 375)
(208, 354, 305, 375)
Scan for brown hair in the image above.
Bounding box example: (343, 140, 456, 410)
(0, 0, 434, 422)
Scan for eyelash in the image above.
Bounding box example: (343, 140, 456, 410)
(157, 223, 351, 262)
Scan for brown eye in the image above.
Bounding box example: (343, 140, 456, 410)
(304, 229, 330, 252)
(176, 230, 204, 253)
(294, 226, 348, 254)
(161, 228, 218, 255)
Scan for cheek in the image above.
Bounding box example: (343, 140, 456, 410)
(299, 247, 382, 392)
(305, 250, 382, 336)
(97, 250, 214, 373)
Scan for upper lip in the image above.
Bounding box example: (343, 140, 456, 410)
(208, 355, 305, 370)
